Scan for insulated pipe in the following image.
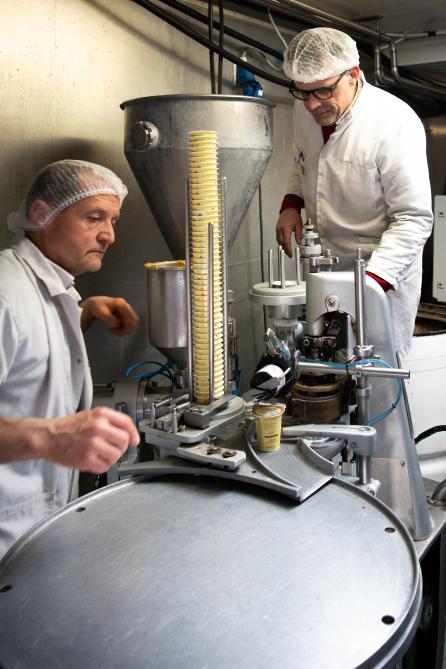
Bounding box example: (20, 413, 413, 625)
(131, 0, 446, 102)
(159, 0, 283, 60)
(233, 0, 446, 96)
(130, 0, 288, 87)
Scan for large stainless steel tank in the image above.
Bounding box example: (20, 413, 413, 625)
(121, 95, 274, 259)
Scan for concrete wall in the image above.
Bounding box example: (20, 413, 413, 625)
(0, 0, 295, 389)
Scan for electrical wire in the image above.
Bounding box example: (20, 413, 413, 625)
(217, 0, 224, 93)
(267, 8, 288, 48)
(156, 0, 283, 61)
(208, 0, 216, 93)
(125, 359, 174, 382)
(415, 425, 446, 445)
(130, 0, 289, 88)
(299, 356, 403, 426)
(241, 45, 282, 72)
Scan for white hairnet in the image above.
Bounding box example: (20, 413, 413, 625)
(7, 159, 128, 232)
(283, 27, 359, 84)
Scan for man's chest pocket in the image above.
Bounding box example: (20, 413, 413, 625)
(323, 159, 383, 223)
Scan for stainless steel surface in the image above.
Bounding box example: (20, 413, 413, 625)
(354, 250, 371, 484)
(305, 271, 432, 540)
(121, 95, 274, 259)
(139, 395, 245, 444)
(146, 262, 188, 370)
(0, 474, 421, 669)
(119, 455, 302, 500)
(246, 421, 334, 499)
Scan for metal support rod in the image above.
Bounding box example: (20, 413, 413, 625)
(295, 246, 301, 284)
(221, 177, 229, 394)
(358, 456, 372, 485)
(268, 249, 273, 287)
(280, 248, 286, 288)
(277, 245, 282, 284)
(208, 222, 215, 403)
(185, 178, 193, 400)
(297, 361, 410, 379)
(354, 248, 367, 350)
(354, 248, 370, 484)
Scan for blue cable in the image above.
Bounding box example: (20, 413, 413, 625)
(125, 359, 174, 383)
(299, 356, 403, 426)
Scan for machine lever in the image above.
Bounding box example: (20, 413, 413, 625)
(282, 423, 377, 457)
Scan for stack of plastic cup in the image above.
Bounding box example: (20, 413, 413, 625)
(189, 130, 225, 404)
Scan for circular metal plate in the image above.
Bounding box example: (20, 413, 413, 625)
(0, 475, 421, 668)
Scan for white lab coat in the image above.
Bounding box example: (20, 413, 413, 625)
(0, 234, 93, 557)
(286, 75, 433, 356)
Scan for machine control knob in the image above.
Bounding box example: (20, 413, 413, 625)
(130, 121, 160, 150)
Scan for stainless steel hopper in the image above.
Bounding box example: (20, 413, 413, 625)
(120, 94, 274, 259)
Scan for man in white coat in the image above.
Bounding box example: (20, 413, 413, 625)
(276, 27, 433, 357)
(0, 159, 140, 557)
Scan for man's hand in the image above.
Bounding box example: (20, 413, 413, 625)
(276, 208, 303, 258)
(80, 296, 139, 335)
(43, 407, 140, 474)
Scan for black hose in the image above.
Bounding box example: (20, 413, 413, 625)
(157, 0, 283, 61)
(414, 425, 446, 445)
(217, 0, 224, 94)
(130, 0, 289, 88)
(208, 0, 216, 93)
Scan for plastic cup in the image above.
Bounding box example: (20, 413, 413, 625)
(252, 404, 286, 452)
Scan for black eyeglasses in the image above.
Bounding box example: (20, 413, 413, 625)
(289, 70, 349, 101)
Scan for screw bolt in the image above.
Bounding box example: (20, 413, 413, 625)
(222, 450, 237, 458)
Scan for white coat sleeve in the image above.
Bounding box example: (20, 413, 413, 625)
(366, 113, 433, 288)
(0, 296, 19, 385)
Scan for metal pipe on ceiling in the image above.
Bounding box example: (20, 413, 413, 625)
(227, 0, 446, 97)
(131, 0, 288, 86)
(133, 0, 446, 103)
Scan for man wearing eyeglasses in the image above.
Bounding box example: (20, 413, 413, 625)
(276, 27, 433, 357)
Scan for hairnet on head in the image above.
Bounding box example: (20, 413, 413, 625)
(7, 159, 128, 232)
(283, 27, 359, 84)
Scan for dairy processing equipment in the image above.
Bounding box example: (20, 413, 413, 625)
(0, 95, 445, 668)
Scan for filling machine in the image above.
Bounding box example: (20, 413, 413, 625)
(0, 95, 445, 669)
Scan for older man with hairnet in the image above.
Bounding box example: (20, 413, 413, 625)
(0, 159, 140, 556)
(276, 27, 433, 357)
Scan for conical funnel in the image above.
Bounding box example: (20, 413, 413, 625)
(120, 95, 274, 259)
